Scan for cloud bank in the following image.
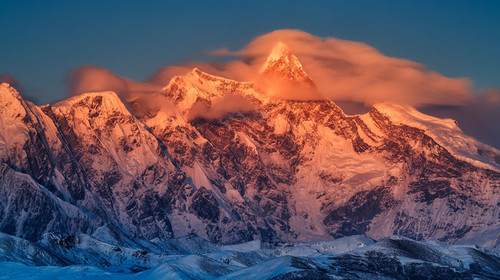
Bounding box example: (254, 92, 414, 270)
(214, 29, 474, 107)
(56, 29, 498, 147)
(59, 29, 494, 112)
(67, 30, 476, 108)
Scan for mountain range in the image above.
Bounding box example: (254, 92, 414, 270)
(0, 42, 499, 279)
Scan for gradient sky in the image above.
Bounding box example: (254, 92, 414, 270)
(1, 0, 499, 102)
(1, 1, 499, 146)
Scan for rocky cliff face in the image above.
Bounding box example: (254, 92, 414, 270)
(0, 42, 499, 250)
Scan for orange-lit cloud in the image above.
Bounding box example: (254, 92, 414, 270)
(66, 65, 259, 120)
(62, 30, 498, 136)
(214, 29, 475, 107)
(10, 29, 498, 147)
(478, 88, 500, 107)
(187, 94, 256, 120)
(66, 65, 161, 100)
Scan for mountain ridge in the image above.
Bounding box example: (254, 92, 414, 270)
(0, 44, 499, 254)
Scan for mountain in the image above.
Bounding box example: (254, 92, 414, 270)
(0, 42, 500, 277)
(260, 42, 321, 100)
(261, 42, 316, 87)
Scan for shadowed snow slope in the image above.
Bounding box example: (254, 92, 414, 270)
(0, 234, 498, 279)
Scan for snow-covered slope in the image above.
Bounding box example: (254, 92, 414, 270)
(373, 103, 500, 171)
(162, 68, 264, 114)
(0, 234, 498, 279)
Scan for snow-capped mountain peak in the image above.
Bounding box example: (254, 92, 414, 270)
(161, 67, 263, 113)
(264, 41, 292, 62)
(0, 83, 23, 104)
(53, 91, 127, 113)
(0, 83, 31, 166)
(261, 42, 315, 87)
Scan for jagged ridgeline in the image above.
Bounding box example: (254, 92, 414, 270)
(0, 42, 499, 251)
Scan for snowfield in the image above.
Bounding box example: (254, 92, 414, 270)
(0, 233, 499, 280)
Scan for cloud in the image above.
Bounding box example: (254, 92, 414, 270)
(213, 29, 475, 107)
(0, 73, 43, 103)
(210, 30, 499, 148)
(187, 94, 256, 120)
(64, 64, 260, 121)
(478, 88, 500, 106)
(129, 92, 178, 119)
(0, 73, 25, 95)
(147, 64, 195, 86)
(148, 60, 259, 87)
(66, 65, 161, 100)
(59, 30, 499, 148)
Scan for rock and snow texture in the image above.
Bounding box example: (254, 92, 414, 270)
(0, 42, 499, 273)
(0, 233, 498, 279)
(373, 102, 500, 171)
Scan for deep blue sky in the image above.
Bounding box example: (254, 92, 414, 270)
(0, 0, 499, 104)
